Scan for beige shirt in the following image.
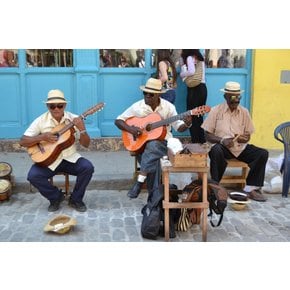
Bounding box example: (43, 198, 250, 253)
(24, 111, 82, 171)
(201, 102, 255, 157)
(116, 98, 185, 140)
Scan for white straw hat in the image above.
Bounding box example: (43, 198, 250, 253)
(140, 78, 166, 94)
(45, 89, 68, 104)
(220, 81, 244, 94)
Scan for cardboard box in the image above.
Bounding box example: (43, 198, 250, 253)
(167, 144, 208, 168)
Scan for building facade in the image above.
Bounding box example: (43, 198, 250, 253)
(2, 49, 286, 150)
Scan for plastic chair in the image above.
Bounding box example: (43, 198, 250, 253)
(274, 122, 290, 197)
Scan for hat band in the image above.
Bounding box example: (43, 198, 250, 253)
(145, 86, 162, 92)
(47, 97, 65, 101)
(224, 88, 241, 92)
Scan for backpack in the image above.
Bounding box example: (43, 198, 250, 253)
(180, 179, 228, 227)
(141, 184, 181, 240)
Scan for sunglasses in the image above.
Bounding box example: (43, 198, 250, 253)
(143, 92, 155, 97)
(48, 104, 65, 110)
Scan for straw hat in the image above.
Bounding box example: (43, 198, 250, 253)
(140, 78, 166, 94)
(44, 214, 76, 234)
(44, 89, 68, 104)
(220, 81, 244, 94)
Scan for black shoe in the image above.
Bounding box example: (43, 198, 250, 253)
(48, 192, 64, 212)
(127, 181, 143, 199)
(68, 199, 87, 212)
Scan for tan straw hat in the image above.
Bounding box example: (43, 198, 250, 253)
(220, 81, 244, 94)
(140, 78, 166, 94)
(45, 89, 68, 104)
(44, 214, 76, 234)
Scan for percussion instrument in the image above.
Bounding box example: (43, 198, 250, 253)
(0, 162, 12, 181)
(0, 179, 12, 201)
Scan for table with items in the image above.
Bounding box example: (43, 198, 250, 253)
(161, 144, 209, 241)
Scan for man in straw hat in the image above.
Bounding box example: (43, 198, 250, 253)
(20, 89, 94, 212)
(115, 78, 192, 200)
(201, 81, 268, 202)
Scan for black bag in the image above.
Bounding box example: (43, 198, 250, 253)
(141, 202, 161, 240)
(141, 185, 180, 240)
(141, 186, 163, 240)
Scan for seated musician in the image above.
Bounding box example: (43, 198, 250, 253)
(19, 89, 94, 212)
(114, 78, 192, 200)
(201, 81, 268, 202)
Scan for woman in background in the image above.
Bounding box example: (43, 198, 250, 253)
(180, 49, 207, 144)
(156, 49, 177, 104)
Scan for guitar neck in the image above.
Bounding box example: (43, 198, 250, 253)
(151, 111, 191, 130)
(54, 114, 85, 137)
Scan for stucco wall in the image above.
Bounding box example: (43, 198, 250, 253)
(251, 49, 290, 150)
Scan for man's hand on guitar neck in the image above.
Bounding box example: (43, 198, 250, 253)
(72, 117, 86, 132)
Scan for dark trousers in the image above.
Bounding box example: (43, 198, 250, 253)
(209, 143, 269, 187)
(187, 83, 207, 144)
(27, 157, 94, 202)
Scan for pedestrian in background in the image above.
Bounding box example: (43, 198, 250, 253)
(156, 49, 177, 104)
(180, 49, 207, 143)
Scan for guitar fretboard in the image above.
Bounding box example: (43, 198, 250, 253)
(150, 111, 191, 130)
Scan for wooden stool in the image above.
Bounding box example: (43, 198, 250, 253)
(50, 172, 70, 196)
(220, 159, 249, 188)
(29, 172, 70, 196)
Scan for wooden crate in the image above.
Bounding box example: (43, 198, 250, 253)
(167, 144, 208, 168)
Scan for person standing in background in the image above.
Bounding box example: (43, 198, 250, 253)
(180, 49, 207, 144)
(156, 49, 177, 104)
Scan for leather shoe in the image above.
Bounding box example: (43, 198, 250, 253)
(68, 199, 87, 212)
(48, 192, 64, 212)
(127, 181, 143, 198)
(247, 190, 267, 202)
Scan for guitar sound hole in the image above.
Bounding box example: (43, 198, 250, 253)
(145, 124, 152, 132)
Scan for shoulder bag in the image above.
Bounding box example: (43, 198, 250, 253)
(185, 60, 203, 88)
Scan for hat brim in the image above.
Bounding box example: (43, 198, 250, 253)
(44, 99, 68, 104)
(140, 85, 166, 94)
(220, 89, 244, 93)
(228, 192, 251, 204)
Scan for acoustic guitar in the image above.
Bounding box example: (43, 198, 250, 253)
(27, 102, 105, 167)
(122, 105, 210, 153)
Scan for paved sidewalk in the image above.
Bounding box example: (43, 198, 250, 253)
(1, 150, 290, 242)
(1, 188, 290, 242)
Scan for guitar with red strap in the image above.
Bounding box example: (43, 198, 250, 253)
(27, 102, 105, 167)
(122, 105, 210, 153)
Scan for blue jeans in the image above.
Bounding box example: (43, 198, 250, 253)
(137, 140, 167, 202)
(27, 157, 94, 202)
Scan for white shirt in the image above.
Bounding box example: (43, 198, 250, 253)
(24, 111, 82, 171)
(116, 98, 185, 140)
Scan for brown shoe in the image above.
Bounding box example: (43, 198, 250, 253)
(247, 190, 267, 202)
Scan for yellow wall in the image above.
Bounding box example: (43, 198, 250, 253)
(251, 49, 290, 150)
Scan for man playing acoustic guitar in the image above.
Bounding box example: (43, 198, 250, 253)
(115, 78, 194, 200)
(19, 89, 95, 212)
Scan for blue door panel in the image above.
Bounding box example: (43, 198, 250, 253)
(0, 49, 252, 139)
(0, 74, 20, 124)
(99, 72, 148, 136)
(25, 73, 74, 124)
